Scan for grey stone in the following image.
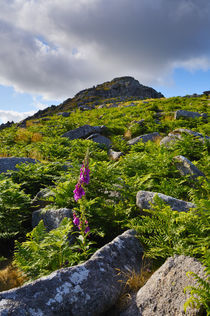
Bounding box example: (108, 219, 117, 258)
(173, 155, 205, 178)
(169, 128, 210, 141)
(31, 188, 55, 211)
(159, 135, 181, 147)
(174, 110, 207, 120)
(108, 149, 123, 160)
(86, 133, 112, 147)
(61, 125, 107, 140)
(127, 132, 160, 146)
(0, 230, 143, 316)
(120, 255, 206, 316)
(32, 208, 73, 232)
(136, 190, 195, 213)
(57, 112, 70, 117)
(0, 157, 38, 174)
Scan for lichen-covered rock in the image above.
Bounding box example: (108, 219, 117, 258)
(32, 208, 73, 231)
(159, 135, 179, 147)
(61, 125, 107, 140)
(173, 155, 205, 178)
(169, 128, 210, 141)
(86, 133, 112, 147)
(120, 255, 206, 316)
(174, 110, 207, 120)
(136, 190, 195, 212)
(127, 132, 160, 146)
(160, 128, 210, 147)
(0, 157, 38, 174)
(108, 149, 123, 160)
(0, 230, 143, 316)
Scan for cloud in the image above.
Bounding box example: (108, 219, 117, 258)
(0, 110, 35, 124)
(0, 0, 210, 101)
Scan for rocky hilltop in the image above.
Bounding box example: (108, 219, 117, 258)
(74, 76, 164, 101)
(8, 76, 163, 128)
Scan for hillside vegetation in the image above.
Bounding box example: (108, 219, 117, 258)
(0, 88, 209, 311)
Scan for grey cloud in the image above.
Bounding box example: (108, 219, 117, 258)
(0, 0, 210, 100)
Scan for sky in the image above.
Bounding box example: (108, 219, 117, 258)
(0, 0, 210, 124)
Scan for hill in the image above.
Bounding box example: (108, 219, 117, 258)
(0, 79, 209, 314)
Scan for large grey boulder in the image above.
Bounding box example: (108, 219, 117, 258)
(57, 112, 70, 117)
(86, 133, 112, 147)
(136, 190, 195, 213)
(0, 230, 143, 316)
(169, 128, 210, 141)
(0, 157, 38, 174)
(174, 110, 207, 120)
(160, 128, 210, 147)
(120, 255, 206, 316)
(127, 132, 160, 146)
(61, 125, 106, 140)
(32, 208, 73, 232)
(173, 155, 205, 178)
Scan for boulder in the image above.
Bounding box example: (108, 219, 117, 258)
(173, 155, 205, 178)
(127, 132, 160, 146)
(0, 157, 38, 174)
(0, 230, 143, 316)
(136, 191, 195, 213)
(32, 208, 73, 231)
(169, 128, 210, 141)
(160, 128, 210, 147)
(31, 188, 55, 210)
(108, 149, 123, 160)
(174, 110, 207, 120)
(159, 135, 179, 147)
(120, 255, 206, 316)
(57, 112, 70, 117)
(86, 133, 112, 147)
(61, 125, 107, 140)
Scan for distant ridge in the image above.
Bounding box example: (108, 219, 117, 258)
(2, 76, 164, 128)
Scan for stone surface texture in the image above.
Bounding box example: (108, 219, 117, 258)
(136, 190, 195, 212)
(0, 230, 143, 316)
(174, 110, 207, 120)
(61, 125, 106, 140)
(127, 132, 160, 145)
(32, 208, 73, 231)
(173, 155, 205, 178)
(86, 133, 112, 147)
(108, 149, 123, 160)
(120, 255, 206, 316)
(0, 157, 38, 174)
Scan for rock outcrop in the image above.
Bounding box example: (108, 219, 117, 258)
(136, 190, 195, 213)
(174, 110, 207, 120)
(0, 157, 38, 174)
(61, 125, 106, 140)
(0, 230, 143, 316)
(32, 208, 73, 232)
(127, 132, 160, 145)
(74, 77, 164, 101)
(173, 155, 205, 178)
(120, 255, 206, 316)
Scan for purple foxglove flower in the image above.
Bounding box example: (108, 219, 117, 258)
(85, 226, 90, 234)
(73, 183, 85, 201)
(73, 216, 80, 226)
(80, 164, 90, 184)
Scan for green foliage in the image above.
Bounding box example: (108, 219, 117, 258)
(184, 253, 210, 315)
(0, 177, 31, 239)
(129, 197, 210, 263)
(13, 218, 94, 281)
